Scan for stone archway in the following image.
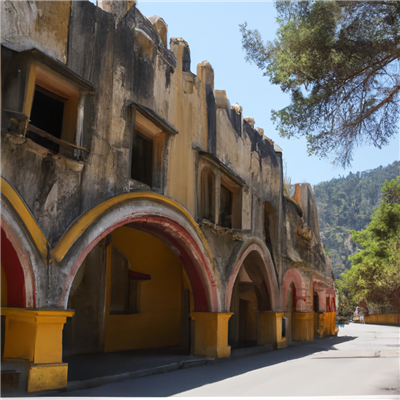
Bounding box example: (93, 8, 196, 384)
(56, 194, 220, 313)
(282, 268, 314, 342)
(52, 193, 230, 360)
(226, 241, 281, 349)
(226, 241, 280, 312)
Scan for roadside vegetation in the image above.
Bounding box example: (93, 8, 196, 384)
(336, 177, 400, 318)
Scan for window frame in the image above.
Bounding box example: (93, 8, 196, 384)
(24, 61, 88, 159)
(1, 48, 94, 159)
(128, 102, 178, 193)
(197, 152, 244, 230)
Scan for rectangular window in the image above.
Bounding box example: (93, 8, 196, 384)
(220, 184, 232, 228)
(131, 132, 153, 187)
(27, 86, 65, 153)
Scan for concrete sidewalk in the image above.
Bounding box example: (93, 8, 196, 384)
(63, 346, 213, 393)
(19, 343, 275, 396)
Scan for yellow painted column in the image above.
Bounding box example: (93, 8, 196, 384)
(257, 311, 287, 349)
(322, 312, 337, 336)
(192, 312, 232, 358)
(1, 307, 74, 392)
(314, 312, 325, 338)
(292, 312, 314, 341)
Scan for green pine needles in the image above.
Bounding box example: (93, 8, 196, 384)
(240, 1, 400, 167)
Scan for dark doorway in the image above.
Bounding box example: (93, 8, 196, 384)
(314, 293, 319, 312)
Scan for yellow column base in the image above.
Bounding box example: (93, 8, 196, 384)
(292, 312, 314, 341)
(323, 312, 336, 336)
(1, 307, 74, 392)
(192, 312, 232, 358)
(27, 363, 68, 392)
(258, 311, 287, 349)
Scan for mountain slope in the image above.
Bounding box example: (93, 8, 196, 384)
(313, 161, 400, 278)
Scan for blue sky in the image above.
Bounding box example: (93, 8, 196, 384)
(120, 1, 399, 185)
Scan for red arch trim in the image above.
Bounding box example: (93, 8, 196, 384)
(282, 269, 307, 312)
(1, 227, 26, 307)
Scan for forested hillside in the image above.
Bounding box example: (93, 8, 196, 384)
(313, 161, 400, 278)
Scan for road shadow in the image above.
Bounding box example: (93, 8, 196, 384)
(59, 335, 357, 397)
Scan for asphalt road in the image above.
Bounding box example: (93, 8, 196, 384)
(59, 323, 399, 398)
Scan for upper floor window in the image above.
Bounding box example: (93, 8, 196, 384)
(197, 152, 244, 230)
(220, 184, 232, 228)
(220, 175, 242, 230)
(1, 47, 94, 160)
(199, 167, 215, 222)
(131, 132, 153, 186)
(128, 101, 178, 193)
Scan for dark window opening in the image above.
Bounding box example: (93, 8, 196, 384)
(220, 184, 232, 228)
(314, 293, 319, 312)
(131, 132, 153, 187)
(27, 86, 65, 153)
(200, 169, 214, 221)
(282, 317, 286, 338)
(206, 175, 213, 220)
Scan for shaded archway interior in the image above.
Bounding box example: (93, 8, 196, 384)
(127, 218, 210, 312)
(228, 250, 272, 348)
(63, 224, 198, 359)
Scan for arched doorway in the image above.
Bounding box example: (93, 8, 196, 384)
(57, 193, 220, 364)
(226, 244, 277, 349)
(282, 269, 313, 342)
(63, 225, 195, 356)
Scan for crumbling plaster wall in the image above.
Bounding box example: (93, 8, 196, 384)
(283, 194, 332, 283)
(1, 0, 71, 63)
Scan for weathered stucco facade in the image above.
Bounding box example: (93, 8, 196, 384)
(1, 0, 336, 393)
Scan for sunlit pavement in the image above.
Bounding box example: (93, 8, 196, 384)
(57, 323, 399, 398)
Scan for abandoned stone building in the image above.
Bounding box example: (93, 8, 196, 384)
(1, 0, 336, 394)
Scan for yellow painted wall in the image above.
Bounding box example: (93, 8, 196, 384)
(292, 312, 314, 341)
(104, 226, 183, 352)
(365, 313, 399, 326)
(1, 265, 7, 306)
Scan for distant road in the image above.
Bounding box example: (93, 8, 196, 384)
(62, 324, 399, 398)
